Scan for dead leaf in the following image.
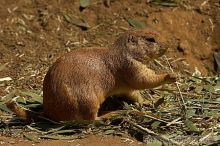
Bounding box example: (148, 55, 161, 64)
(64, 14, 71, 23)
(20, 91, 43, 103)
(204, 111, 220, 118)
(23, 134, 40, 143)
(149, 0, 178, 7)
(146, 140, 163, 146)
(104, 129, 115, 135)
(127, 18, 146, 28)
(184, 119, 200, 133)
(0, 63, 8, 72)
(63, 14, 90, 29)
(154, 97, 164, 108)
(195, 86, 203, 93)
(51, 129, 78, 135)
(0, 104, 12, 113)
(80, 0, 90, 8)
(203, 85, 215, 93)
(151, 121, 161, 129)
(186, 109, 196, 118)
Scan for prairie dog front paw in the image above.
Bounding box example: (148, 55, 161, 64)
(164, 73, 177, 83)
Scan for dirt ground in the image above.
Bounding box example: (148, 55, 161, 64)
(1, 135, 144, 146)
(0, 0, 220, 145)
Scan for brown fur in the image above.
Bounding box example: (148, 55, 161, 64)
(7, 29, 177, 122)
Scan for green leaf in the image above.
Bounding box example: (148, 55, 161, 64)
(20, 91, 43, 103)
(184, 119, 200, 132)
(23, 134, 40, 143)
(63, 14, 90, 29)
(203, 85, 215, 93)
(146, 140, 162, 146)
(204, 111, 220, 118)
(127, 18, 146, 28)
(34, 123, 61, 131)
(190, 99, 220, 104)
(80, 0, 90, 8)
(195, 86, 203, 93)
(152, 2, 177, 7)
(26, 125, 46, 133)
(151, 121, 161, 129)
(16, 96, 26, 104)
(0, 104, 12, 113)
(149, 0, 178, 7)
(46, 125, 66, 134)
(64, 14, 71, 23)
(186, 109, 196, 118)
(0, 63, 8, 71)
(214, 84, 220, 92)
(24, 103, 42, 108)
(122, 101, 131, 109)
(51, 129, 77, 135)
(71, 20, 90, 29)
(104, 129, 115, 135)
(61, 120, 92, 127)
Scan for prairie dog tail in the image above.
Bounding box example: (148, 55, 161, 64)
(6, 101, 43, 123)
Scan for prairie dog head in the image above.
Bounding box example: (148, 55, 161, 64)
(113, 29, 167, 62)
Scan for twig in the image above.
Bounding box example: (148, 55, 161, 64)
(170, 58, 186, 64)
(100, 109, 183, 126)
(154, 59, 168, 69)
(209, 18, 214, 31)
(186, 106, 220, 111)
(166, 117, 182, 126)
(129, 121, 180, 146)
(192, 76, 211, 84)
(199, 131, 218, 144)
(129, 110, 183, 125)
(175, 81, 187, 111)
(143, 113, 169, 124)
(37, 115, 60, 124)
(121, 138, 134, 144)
(164, 56, 187, 112)
(189, 99, 220, 104)
(103, 110, 171, 124)
(26, 125, 46, 134)
(87, 23, 104, 32)
(155, 88, 220, 98)
(201, 0, 209, 6)
(133, 110, 180, 125)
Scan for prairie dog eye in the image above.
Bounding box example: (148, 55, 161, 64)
(128, 35, 136, 43)
(146, 37, 156, 43)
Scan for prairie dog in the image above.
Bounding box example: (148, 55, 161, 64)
(7, 29, 177, 122)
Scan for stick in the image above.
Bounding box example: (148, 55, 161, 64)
(166, 117, 182, 126)
(129, 121, 180, 146)
(164, 56, 187, 112)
